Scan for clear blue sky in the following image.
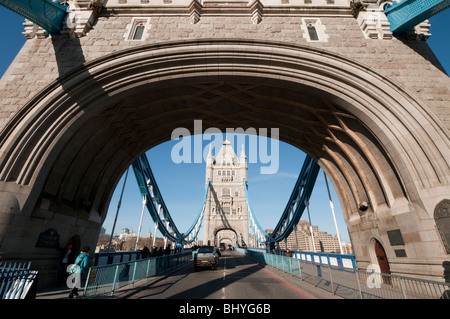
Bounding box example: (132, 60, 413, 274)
(0, 6, 449, 245)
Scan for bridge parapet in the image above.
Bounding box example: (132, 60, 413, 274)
(84, 251, 192, 298)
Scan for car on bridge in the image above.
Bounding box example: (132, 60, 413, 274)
(194, 246, 219, 271)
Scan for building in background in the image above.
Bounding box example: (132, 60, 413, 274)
(267, 220, 352, 254)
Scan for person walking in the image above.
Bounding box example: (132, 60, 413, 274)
(68, 246, 90, 299)
(285, 248, 292, 257)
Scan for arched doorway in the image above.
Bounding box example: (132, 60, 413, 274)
(214, 228, 239, 248)
(374, 239, 391, 275)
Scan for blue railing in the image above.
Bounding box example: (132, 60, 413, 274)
(0, 262, 38, 299)
(243, 248, 303, 278)
(240, 248, 450, 299)
(84, 252, 192, 298)
(294, 251, 357, 269)
(246, 247, 357, 269)
(94, 251, 143, 266)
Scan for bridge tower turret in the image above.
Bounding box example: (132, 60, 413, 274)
(203, 140, 249, 248)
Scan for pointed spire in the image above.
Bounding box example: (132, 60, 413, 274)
(206, 143, 213, 167)
(240, 144, 246, 159)
(207, 143, 213, 157)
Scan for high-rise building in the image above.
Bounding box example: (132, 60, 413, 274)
(267, 220, 348, 254)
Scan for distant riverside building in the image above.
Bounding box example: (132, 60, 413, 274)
(118, 227, 136, 241)
(267, 220, 351, 254)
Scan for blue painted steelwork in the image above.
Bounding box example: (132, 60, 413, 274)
(94, 251, 143, 266)
(183, 179, 209, 244)
(84, 252, 192, 298)
(385, 0, 450, 33)
(0, 0, 68, 35)
(132, 153, 209, 245)
(294, 251, 357, 270)
(245, 248, 303, 278)
(244, 179, 268, 246)
(0, 262, 38, 299)
(270, 156, 320, 243)
(247, 247, 357, 270)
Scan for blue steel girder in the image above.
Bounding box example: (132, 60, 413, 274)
(132, 155, 181, 243)
(270, 156, 320, 243)
(384, 0, 450, 33)
(132, 153, 209, 245)
(244, 179, 268, 245)
(183, 179, 210, 244)
(0, 0, 67, 35)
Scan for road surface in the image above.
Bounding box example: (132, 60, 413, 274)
(126, 250, 314, 299)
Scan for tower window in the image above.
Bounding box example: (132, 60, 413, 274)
(307, 24, 319, 41)
(301, 18, 328, 42)
(125, 18, 150, 41)
(133, 24, 145, 40)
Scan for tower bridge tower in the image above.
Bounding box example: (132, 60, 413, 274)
(203, 140, 249, 247)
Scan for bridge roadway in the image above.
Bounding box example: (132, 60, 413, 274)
(102, 250, 341, 300)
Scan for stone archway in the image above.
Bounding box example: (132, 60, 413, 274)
(435, 199, 450, 254)
(0, 39, 448, 285)
(214, 228, 239, 248)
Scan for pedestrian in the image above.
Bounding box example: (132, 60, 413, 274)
(142, 246, 150, 258)
(68, 245, 90, 299)
(165, 244, 171, 255)
(58, 242, 76, 286)
(285, 248, 292, 257)
(157, 247, 163, 256)
(151, 245, 157, 257)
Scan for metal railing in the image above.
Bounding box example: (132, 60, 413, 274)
(0, 262, 38, 299)
(83, 252, 191, 298)
(239, 248, 450, 299)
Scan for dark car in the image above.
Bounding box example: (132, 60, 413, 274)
(194, 246, 219, 271)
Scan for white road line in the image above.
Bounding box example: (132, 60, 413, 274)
(223, 253, 227, 280)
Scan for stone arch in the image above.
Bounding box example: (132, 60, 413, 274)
(214, 227, 240, 247)
(0, 39, 449, 282)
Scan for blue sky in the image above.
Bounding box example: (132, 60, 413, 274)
(0, 6, 449, 246)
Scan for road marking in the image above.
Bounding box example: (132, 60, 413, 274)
(223, 253, 227, 280)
